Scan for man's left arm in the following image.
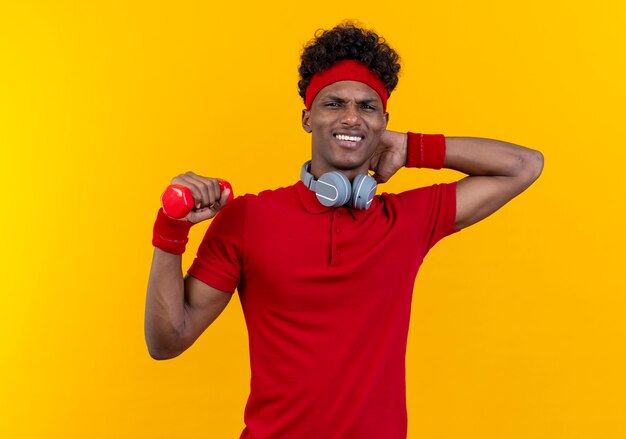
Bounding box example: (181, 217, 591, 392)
(446, 136, 544, 230)
(370, 132, 544, 230)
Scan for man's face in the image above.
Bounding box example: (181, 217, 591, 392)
(302, 80, 388, 180)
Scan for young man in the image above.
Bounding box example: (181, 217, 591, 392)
(146, 23, 543, 438)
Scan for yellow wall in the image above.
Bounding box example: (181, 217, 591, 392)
(2, 1, 625, 437)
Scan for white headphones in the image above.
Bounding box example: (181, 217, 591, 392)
(300, 161, 377, 210)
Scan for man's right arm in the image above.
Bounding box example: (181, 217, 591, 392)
(144, 172, 233, 360)
(145, 248, 231, 360)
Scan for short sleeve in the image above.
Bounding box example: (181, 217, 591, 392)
(395, 182, 459, 253)
(426, 182, 458, 250)
(187, 196, 246, 293)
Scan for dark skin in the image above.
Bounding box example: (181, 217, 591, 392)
(145, 79, 543, 359)
(302, 80, 389, 181)
(303, 80, 544, 230)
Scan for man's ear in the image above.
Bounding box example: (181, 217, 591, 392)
(384, 112, 389, 127)
(301, 109, 312, 133)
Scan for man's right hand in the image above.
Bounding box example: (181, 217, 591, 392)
(169, 171, 232, 224)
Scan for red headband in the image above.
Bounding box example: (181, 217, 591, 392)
(305, 60, 389, 111)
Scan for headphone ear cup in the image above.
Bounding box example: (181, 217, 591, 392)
(351, 174, 377, 210)
(316, 172, 351, 207)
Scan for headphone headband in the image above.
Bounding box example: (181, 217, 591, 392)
(300, 161, 376, 210)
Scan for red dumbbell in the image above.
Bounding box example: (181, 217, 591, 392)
(161, 179, 234, 219)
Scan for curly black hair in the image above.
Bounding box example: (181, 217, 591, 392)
(298, 22, 401, 103)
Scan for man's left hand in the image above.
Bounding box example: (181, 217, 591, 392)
(369, 130, 407, 183)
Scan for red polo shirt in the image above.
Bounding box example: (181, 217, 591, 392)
(188, 181, 458, 439)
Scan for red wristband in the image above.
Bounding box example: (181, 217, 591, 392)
(152, 208, 193, 255)
(406, 132, 446, 169)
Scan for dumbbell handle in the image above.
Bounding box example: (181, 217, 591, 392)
(161, 179, 234, 219)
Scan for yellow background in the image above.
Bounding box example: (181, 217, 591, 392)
(1, 0, 625, 437)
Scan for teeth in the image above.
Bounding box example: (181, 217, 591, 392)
(335, 134, 362, 142)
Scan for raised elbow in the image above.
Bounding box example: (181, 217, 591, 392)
(528, 149, 544, 181)
(519, 149, 544, 184)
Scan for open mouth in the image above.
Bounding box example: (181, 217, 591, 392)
(334, 133, 363, 142)
(334, 133, 363, 147)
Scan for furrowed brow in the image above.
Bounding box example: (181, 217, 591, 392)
(323, 94, 348, 103)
